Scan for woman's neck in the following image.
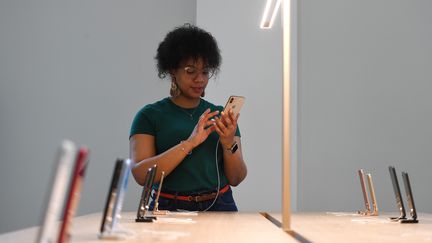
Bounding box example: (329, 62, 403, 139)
(170, 95, 201, 108)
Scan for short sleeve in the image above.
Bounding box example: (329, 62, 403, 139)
(129, 106, 156, 139)
(235, 124, 241, 137)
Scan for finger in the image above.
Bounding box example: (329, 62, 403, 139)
(233, 113, 239, 126)
(230, 112, 239, 127)
(228, 111, 239, 125)
(198, 108, 211, 126)
(224, 112, 234, 128)
(204, 119, 216, 128)
(220, 111, 230, 126)
(221, 110, 229, 118)
(205, 125, 216, 136)
(214, 117, 229, 135)
(229, 110, 240, 121)
(213, 122, 225, 136)
(201, 110, 219, 127)
(214, 116, 226, 129)
(208, 118, 216, 126)
(206, 110, 220, 119)
(199, 108, 211, 120)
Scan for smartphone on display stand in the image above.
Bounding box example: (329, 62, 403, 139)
(99, 159, 132, 239)
(366, 173, 379, 216)
(401, 172, 419, 223)
(357, 169, 371, 215)
(58, 147, 90, 243)
(388, 166, 406, 221)
(136, 165, 158, 222)
(37, 140, 76, 243)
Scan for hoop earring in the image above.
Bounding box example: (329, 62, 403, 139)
(170, 81, 181, 97)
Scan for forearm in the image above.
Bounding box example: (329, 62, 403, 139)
(222, 147, 247, 186)
(131, 140, 193, 185)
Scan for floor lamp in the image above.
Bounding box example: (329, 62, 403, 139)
(261, 0, 292, 232)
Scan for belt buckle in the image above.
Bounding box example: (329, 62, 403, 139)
(187, 195, 202, 202)
(187, 195, 200, 202)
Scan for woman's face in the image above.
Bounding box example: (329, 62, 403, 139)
(172, 58, 212, 99)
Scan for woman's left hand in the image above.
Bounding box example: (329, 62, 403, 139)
(214, 110, 239, 149)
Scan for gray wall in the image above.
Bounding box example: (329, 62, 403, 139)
(1, 0, 431, 235)
(198, 0, 432, 214)
(197, 0, 286, 212)
(0, 0, 196, 233)
(298, 0, 432, 212)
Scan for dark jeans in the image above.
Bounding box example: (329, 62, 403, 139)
(149, 187, 238, 212)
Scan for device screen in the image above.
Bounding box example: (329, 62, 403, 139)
(389, 166, 406, 218)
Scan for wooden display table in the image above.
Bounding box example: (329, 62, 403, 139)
(269, 212, 432, 243)
(2, 212, 431, 242)
(0, 212, 295, 243)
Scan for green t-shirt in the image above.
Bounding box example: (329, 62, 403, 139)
(130, 97, 241, 193)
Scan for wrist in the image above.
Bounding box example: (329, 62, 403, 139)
(186, 137, 200, 148)
(221, 140, 238, 154)
(221, 140, 235, 150)
(180, 140, 193, 155)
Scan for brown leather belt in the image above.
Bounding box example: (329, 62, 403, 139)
(158, 185, 230, 202)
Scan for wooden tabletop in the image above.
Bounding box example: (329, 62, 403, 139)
(3, 211, 431, 242)
(0, 212, 295, 243)
(269, 212, 432, 243)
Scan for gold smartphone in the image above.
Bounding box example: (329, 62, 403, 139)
(366, 173, 379, 216)
(223, 95, 245, 116)
(357, 169, 371, 215)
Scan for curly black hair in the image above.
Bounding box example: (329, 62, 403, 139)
(155, 24, 221, 79)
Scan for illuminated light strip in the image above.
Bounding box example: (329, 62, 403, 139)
(260, 0, 282, 29)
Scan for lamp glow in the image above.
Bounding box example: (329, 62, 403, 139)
(260, 0, 282, 29)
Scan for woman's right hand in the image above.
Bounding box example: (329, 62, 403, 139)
(187, 108, 219, 147)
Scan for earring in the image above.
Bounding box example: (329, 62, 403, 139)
(170, 81, 181, 97)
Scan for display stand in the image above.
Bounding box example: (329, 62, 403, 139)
(135, 165, 158, 223)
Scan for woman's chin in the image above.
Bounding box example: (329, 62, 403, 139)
(188, 92, 204, 99)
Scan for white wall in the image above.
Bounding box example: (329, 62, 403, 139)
(197, 0, 286, 212)
(297, 0, 432, 212)
(0, 0, 196, 233)
(198, 0, 432, 214)
(2, 0, 431, 235)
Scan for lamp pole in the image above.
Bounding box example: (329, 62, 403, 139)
(260, 0, 293, 232)
(282, 0, 292, 232)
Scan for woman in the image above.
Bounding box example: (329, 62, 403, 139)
(129, 24, 247, 211)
